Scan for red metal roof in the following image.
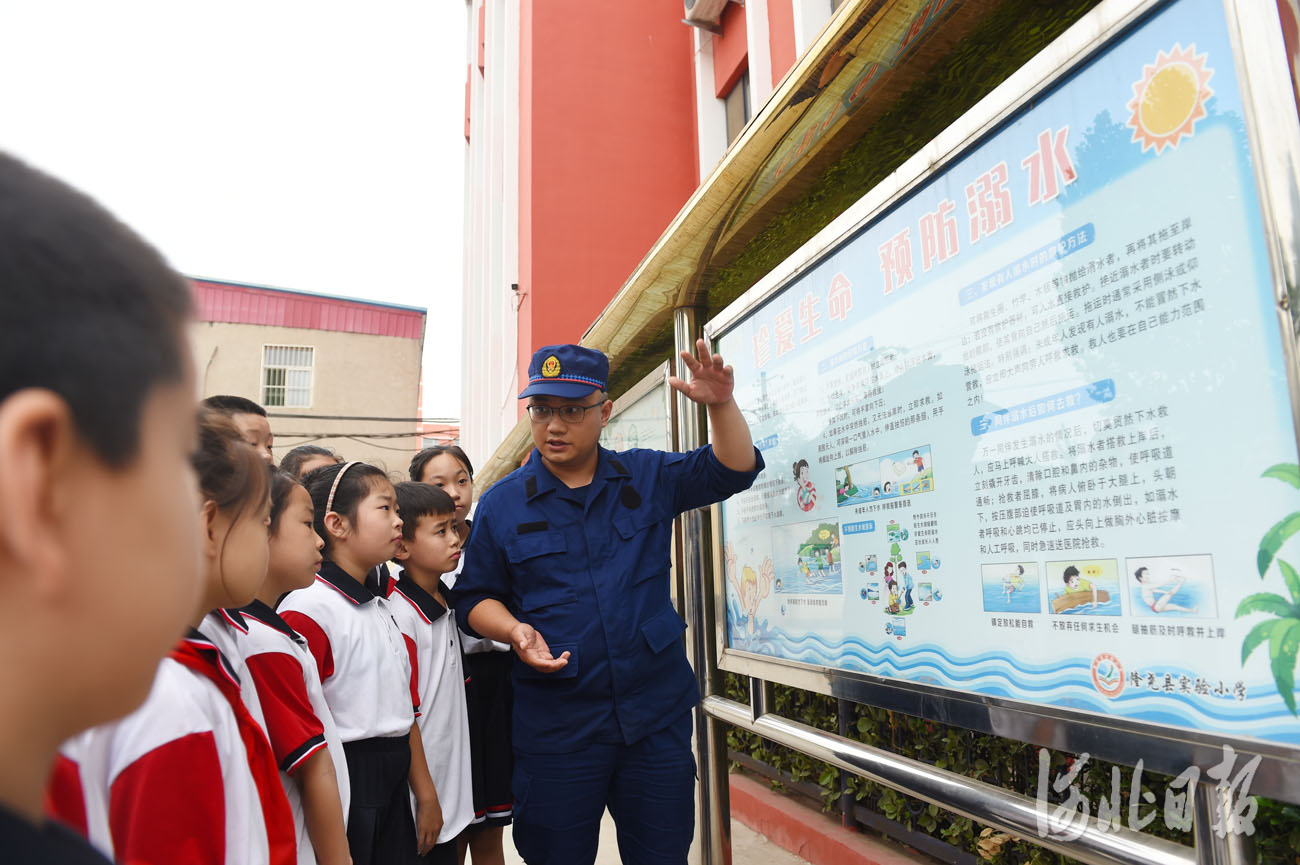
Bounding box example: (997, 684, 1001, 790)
(190, 278, 426, 340)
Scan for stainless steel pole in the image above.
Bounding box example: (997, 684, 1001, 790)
(706, 695, 1196, 865)
(1193, 781, 1255, 865)
(675, 306, 732, 865)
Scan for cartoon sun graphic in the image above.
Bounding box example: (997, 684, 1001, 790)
(1126, 43, 1214, 154)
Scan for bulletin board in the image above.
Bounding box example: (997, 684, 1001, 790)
(707, 0, 1300, 797)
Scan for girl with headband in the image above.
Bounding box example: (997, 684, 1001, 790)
(280, 462, 442, 864)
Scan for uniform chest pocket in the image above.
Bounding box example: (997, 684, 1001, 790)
(506, 532, 567, 563)
(614, 507, 672, 585)
(641, 606, 687, 654)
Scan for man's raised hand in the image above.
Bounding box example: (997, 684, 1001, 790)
(669, 337, 735, 407)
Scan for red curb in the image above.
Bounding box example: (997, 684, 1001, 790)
(729, 772, 933, 865)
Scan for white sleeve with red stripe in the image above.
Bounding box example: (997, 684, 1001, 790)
(387, 594, 423, 717)
(239, 621, 329, 774)
(70, 659, 277, 865)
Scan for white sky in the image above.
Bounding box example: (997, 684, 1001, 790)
(0, 1, 468, 418)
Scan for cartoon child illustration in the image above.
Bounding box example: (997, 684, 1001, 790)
(872, 486, 882, 499)
(883, 481, 893, 495)
(913, 449, 924, 472)
(793, 458, 817, 512)
(1063, 565, 1099, 609)
(725, 543, 776, 636)
(1003, 565, 1025, 601)
(883, 561, 900, 613)
(797, 556, 813, 581)
(900, 560, 914, 611)
(1135, 566, 1197, 613)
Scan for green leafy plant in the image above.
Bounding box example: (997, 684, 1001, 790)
(1238, 463, 1300, 714)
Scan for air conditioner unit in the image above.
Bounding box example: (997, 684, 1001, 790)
(682, 0, 731, 32)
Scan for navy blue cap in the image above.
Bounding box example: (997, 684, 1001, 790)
(518, 344, 609, 399)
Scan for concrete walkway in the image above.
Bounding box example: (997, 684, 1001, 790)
(501, 811, 811, 864)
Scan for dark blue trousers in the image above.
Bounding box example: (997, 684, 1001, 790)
(511, 710, 695, 865)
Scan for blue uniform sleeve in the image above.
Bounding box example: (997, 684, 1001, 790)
(444, 494, 512, 639)
(663, 445, 765, 515)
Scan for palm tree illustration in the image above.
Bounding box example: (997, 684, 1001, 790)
(1237, 463, 1300, 714)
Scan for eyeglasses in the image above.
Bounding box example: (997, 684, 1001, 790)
(525, 400, 606, 423)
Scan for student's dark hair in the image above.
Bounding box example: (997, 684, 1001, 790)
(1134, 566, 1149, 582)
(393, 482, 457, 541)
(1017, 565, 1024, 575)
(203, 395, 267, 418)
(193, 409, 270, 524)
(792, 458, 809, 480)
(303, 461, 389, 553)
(280, 444, 341, 479)
(1064, 565, 1080, 582)
(409, 445, 475, 482)
(913, 450, 920, 456)
(269, 469, 306, 535)
(0, 153, 192, 467)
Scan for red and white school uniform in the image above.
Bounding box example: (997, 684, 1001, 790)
(442, 542, 515, 829)
(48, 629, 296, 865)
(387, 573, 474, 844)
(279, 561, 421, 865)
(238, 599, 352, 865)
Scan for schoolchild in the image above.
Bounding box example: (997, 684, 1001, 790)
(237, 470, 352, 865)
(0, 151, 202, 863)
(411, 445, 514, 864)
(279, 461, 442, 864)
(51, 410, 296, 865)
(281, 444, 343, 480)
(448, 341, 762, 865)
(204, 394, 275, 464)
(389, 482, 475, 863)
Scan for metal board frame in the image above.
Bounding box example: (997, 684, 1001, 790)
(702, 0, 1300, 805)
(603, 360, 677, 453)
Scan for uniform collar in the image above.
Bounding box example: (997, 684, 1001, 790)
(216, 607, 249, 634)
(239, 599, 307, 645)
(523, 446, 631, 502)
(317, 559, 379, 605)
(390, 573, 450, 625)
(368, 562, 395, 598)
(178, 628, 241, 688)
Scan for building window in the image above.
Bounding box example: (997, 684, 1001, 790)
(262, 345, 314, 408)
(724, 69, 751, 145)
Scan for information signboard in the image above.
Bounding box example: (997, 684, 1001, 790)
(600, 362, 675, 454)
(711, 0, 1300, 754)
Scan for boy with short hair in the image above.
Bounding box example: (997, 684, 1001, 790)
(204, 395, 275, 464)
(389, 483, 474, 864)
(0, 152, 202, 861)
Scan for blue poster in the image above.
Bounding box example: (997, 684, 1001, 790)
(716, 0, 1300, 747)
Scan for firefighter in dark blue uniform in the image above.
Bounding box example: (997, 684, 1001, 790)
(448, 341, 762, 865)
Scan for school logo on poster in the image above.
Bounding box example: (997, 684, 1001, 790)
(1092, 653, 1125, 698)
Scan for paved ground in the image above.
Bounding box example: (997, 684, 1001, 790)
(500, 811, 811, 864)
